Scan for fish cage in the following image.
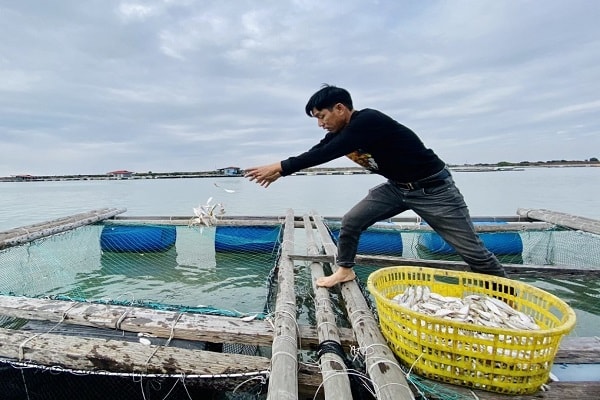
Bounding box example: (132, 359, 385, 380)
(0, 207, 599, 399)
(324, 214, 600, 270)
(0, 211, 284, 399)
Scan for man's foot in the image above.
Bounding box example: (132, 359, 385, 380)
(316, 267, 356, 288)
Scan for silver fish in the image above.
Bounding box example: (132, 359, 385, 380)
(392, 285, 541, 331)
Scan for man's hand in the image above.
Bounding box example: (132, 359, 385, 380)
(244, 162, 283, 188)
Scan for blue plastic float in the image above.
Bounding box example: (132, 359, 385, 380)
(215, 225, 282, 253)
(100, 225, 177, 252)
(330, 227, 403, 256)
(417, 221, 523, 255)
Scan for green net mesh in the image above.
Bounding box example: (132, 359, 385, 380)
(0, 217, 598, 399)
(1, 224, 283, 317)
(0, 222, 283, 399)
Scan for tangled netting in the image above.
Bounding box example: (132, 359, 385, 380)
(0, 219, 598, 399)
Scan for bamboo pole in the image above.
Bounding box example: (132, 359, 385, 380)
(311, 212, 415, 400)
(517, 208, 600, 235)
(0, 208, 126, 249)
(303, 214, 353, 400)
(267, 209, 298, 400)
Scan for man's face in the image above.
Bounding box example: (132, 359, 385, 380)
(312, 104, 348, 133)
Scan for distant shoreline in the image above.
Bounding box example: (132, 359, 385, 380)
(1, 163, 598, 183)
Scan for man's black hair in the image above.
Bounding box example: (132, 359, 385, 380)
(305, 84, 354, 117)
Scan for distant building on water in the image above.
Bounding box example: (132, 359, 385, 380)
(217, 167, 243, 176)
(107, 170, 134, 179)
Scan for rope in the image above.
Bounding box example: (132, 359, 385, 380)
(316, 320, 338, 332)
(114, 307, 133, 330)
(144, 312, 183, 370)
(17, 301, 79, 361)
(274, 308, 301, 349)
(316, 340, 378, 400)
(270, 351, 297, 363)
(0, 358, 270, 380)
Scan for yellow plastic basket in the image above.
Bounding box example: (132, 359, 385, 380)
(367, 266, 576, 395)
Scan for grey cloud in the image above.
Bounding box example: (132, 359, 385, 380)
(1, 0, 599, 175)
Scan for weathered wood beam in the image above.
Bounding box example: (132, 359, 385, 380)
(322, 215, 535, 223)
(0, 208, 126, 250)
(0, 295, 274, 346)
(0, 327, 270, 377)
(108, 214, 557, 231)
(554, 336, 600, 364)
(517, 208, 600, 235)
(323, 221, 555, 232)
(107, 217, 285, 226)
(0, 295, 358, 350)
(2, 296, 595, 363)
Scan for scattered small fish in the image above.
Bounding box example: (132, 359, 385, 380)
(241, 314, 258, 322)
(189, 197, 226, 227)
(214, 182, 236, 193)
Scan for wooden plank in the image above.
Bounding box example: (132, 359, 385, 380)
(108, 216, 285, 226)
(303, 214, 353, 400)
(0, 295, 359, 350)
(324, 221, 555, 232)
(4, 324, 596, 399)
(3, 296, 595, 363)
(267, 209, 299, 400)
(0, 295, 276, 346)
(554, 336, 600, 363)
(0, 208, 115, 237)
(14, 321, 325, 397)
(518, 208, 600, 235)
(114, 215, 291, 222)
(311, 213, 416, 400)
(111, 214, 558, 231)
(288, 254, 600, 277)
(0, 208, 126, 250)
(322, 215, 534, 223)
(109, 214, 562, 231)
(0, 327, 270, 377)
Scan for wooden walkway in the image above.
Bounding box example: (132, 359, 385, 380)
(0, 208, 599, 399)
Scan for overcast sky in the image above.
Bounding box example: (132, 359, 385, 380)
(1, 0, 598, 176)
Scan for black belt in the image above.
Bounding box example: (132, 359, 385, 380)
(393, 169, 450, 191)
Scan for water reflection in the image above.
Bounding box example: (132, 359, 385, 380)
(63, 226, 278, 314)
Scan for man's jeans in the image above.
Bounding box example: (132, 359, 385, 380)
(336, 171, 507, 277)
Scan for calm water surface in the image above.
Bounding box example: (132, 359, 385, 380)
(1, 167, 599, 338)
(1, 167, 599, 230)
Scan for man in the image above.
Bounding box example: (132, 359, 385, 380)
(245, 85, 507, 287)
